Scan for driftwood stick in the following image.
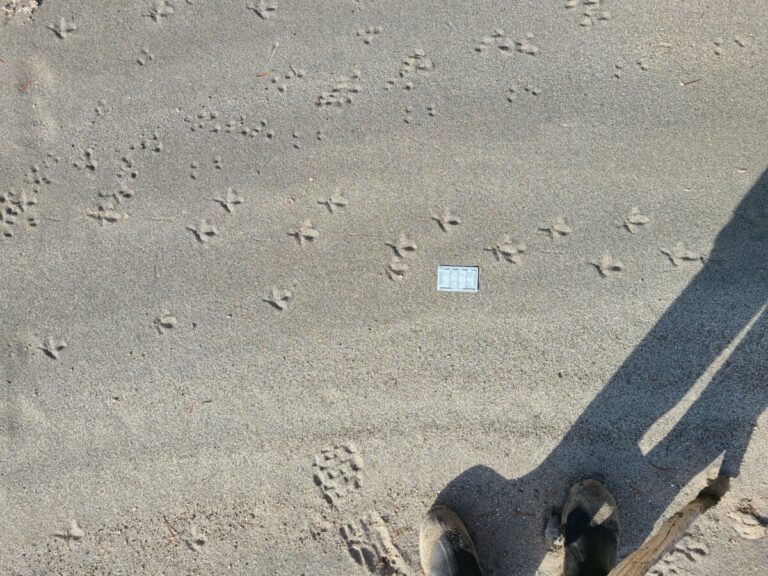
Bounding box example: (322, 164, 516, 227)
(608, 475, 730, 576)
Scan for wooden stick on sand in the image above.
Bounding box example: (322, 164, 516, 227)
(608, 474, 730, 576)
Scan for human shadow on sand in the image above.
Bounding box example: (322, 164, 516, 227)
(435, 169, 768, 575)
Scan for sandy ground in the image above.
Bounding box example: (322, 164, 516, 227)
(1, 1, 767, 574)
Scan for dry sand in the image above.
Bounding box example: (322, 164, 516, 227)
(1, 1, 767, 574)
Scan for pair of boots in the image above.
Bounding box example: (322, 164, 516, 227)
(420, 480, 619, 576)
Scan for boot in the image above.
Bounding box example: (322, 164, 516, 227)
(419, 505, 483, 576)
(562, 479, 620, 576)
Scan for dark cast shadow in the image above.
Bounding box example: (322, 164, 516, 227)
(435, 169, 768, 575)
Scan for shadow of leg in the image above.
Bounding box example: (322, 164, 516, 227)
(431, 170, 768, 575)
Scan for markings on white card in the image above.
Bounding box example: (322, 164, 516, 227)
(437, 265, 479, 292)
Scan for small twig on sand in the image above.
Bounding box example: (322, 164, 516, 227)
(163, 516, 181, 545)
(19, 79, 36, 92)
(681, 78, 702, 86)
(737, 500, 768, 526)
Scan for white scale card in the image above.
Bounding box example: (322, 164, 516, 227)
(437, 265, 479, 293)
